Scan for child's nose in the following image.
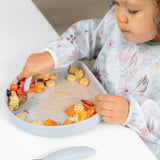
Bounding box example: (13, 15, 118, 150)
(116, 13, 128, 24)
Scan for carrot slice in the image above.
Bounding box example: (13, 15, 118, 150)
(87, 106, 97, 118)
(27, 87, 45, 93)
(79, 110, 88, 121)
(44, 119, 57, 126)
(65, 104, 75, 117)
(63, 119, 70, 125)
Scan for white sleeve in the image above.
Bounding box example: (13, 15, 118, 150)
(43, 7, 116, 69)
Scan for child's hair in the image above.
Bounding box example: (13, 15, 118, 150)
(155, 0, 160, 33)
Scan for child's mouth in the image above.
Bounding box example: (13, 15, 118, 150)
(120, 28, 129, 33)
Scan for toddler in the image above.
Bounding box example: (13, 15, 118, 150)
(18, 0, 160, 159)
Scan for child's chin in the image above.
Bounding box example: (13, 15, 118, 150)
(123, 34, 145, 44)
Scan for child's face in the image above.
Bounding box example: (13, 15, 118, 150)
(115, 0, 160, 43)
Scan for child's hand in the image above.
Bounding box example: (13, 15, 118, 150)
(95, 94, 129, 125)
(18, 51, 54, 81)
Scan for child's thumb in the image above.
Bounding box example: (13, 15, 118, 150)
(18, 70, 30, 80)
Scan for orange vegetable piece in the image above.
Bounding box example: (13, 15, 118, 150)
(79, 110, 88, 121)
(87, 106, 97, 118)
(65, 104, 75, 117)
(83, 105, 89, 111)
(23, 109, 30, 114)
(27, 87, 45, 93)
(44, 118, 57, 126)
(10, 81, 18, 92)
(63, 119, 70, 125)
(81, 99, 94, 106)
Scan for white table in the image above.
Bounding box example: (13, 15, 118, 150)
(0, 0, 157, 160)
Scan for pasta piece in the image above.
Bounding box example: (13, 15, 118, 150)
(46, 80, 55, 88)
(69, 114, 79, 123)
(75, 70, 84, 80)
(10, 91, 17, 97)
(67, 75, 76, 82)
(26, 120, 33, 123)
(32, 120, 44, 126)
(79, 78, 90, 87)
(69, 64, 78, 75)
(74, 104, 84, 114)
(35, 82, 45, 88)
(8, 100, 19, 111)
(50, 73, 57, 80)
(8, 92, 20, 112)
(8, 106, 15, 112)
(43, 73, 50, 80)
(16, 113, 26, 120)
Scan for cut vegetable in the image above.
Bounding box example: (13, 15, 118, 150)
(81, 99, 94, 106)
(63, 119, 70, 125)
(44, 119, 57, 126)
(27, 87, 45, 93)
(65, 104, 75, 117)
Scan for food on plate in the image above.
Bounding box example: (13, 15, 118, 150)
(6, 89, 11, 97)
(74, 104, 84, 113)
(75, 69, 84, 80)
(18, 95, 27, 107)
(67, 75, 77, 82)
(46, 80, 55, 88)
(7, 72, 57, 112)
(43, 72, 57, 81)
(81, 99, 94, 106)
(65, 104, 75, 117)
(8, 91, 20, 112)
(7, 66, 96, 126)
(69, 114, 79, 123)
(79, 78, 90, 87)
(16, 113, 26, 120)
(50, 73, 57, 80)
(63, 119, 70, 125)
(68, 65, 89, 87)
(10, 81, 18, 92)
(69, 64, 78, 75)
(79, 110, 88, 121)
(27, 86, 45, 93)
(43, 73, 50, 81)
(35, 81, 45, 88)
(44, 118, 58, 126)
(23, 109, 30, 114)
(65, 100, 97, 123)
(32, 120, 44, 125)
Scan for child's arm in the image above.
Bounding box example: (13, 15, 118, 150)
(95, 94, 160, 156)
(18, 51, 54, 80)
(43, 7, 116, 69)
(18, 6, 115, 80)
(126, 95, 160, 143)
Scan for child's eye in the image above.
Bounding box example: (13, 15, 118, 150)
(128, 9, 138, 14)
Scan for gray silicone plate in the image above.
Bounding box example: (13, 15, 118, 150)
(5, 61, 106, 137)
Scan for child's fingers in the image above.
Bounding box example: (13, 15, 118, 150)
(96, 108, 112, 117)
(94, 94, 115, 102)
(97, 101, 113, 110)
(103, 116, 113, 123)
(103, 116, 118, 124)
(18, 69, 31, 80)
